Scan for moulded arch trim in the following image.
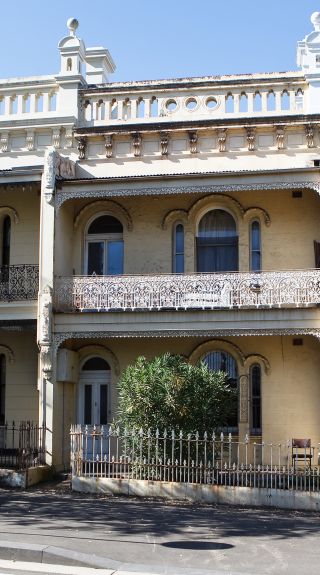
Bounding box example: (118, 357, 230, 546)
(78, 344, 120, 376)
(244, 207, 271, 227)
(74, 200, 133, 232)
(188, 339, 246, 367)
(244, 354, 270, 375)
(188, 194, 245, 230)
(0, 345, 14, 364)
(0, 207, 19, 224)
(162, 209, 188, 230)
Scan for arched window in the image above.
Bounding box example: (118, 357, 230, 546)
(250, 220, 261, 272)
(203, 350, 238, 431)
(2, 216, 11, 267)
(250, 364, 261, 435)
(0, 354, 5, 425)
(86, 215, 124, 275)
(196, 210, 238, 272)
(173, 223, 184, 273)
(79, 357, 110, 426)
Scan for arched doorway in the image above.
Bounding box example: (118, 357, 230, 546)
(196, 209, 238, 272)
(78, 357, 110, 426)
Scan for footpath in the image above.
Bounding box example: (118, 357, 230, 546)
(0, 478, 319, 575)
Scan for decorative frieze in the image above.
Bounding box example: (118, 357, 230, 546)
(55, 181, 320, 210)
(132, 133, 142, 157)
(275, 126, 286, 150)
(54, 328, 320, 353)
(246, 127, 255, 151)
(188, 131, 198, 154)
(77, 137, 87, 160)
(217, 129, 227, 152)
(105, 134, 113, 158)
(160, 132, 169, 156)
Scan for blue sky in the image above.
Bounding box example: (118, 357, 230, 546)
(1, 1, 319, 81)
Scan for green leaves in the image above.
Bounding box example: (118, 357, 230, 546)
(117, 353, 236, 435)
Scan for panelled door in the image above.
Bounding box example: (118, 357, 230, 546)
(78, 370, 110, 426)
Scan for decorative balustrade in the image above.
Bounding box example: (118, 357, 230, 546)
(0, 265, 39, 301)
(80, 74, 307, 126)
(0, 78, 58, 120)
(54, 269, 320, 313)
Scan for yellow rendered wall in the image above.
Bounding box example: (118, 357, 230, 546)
(0, 189, 40, 265)
(1, 332, 39, 423)
(58, 188, 320, 276)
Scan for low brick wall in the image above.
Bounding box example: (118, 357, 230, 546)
(72, 476, 320, 512)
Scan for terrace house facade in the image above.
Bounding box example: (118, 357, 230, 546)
(1, 14, 320, 469)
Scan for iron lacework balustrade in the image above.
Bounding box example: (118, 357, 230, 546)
(55, 269, 320, 312)
(0, 265, 39, 301)
(70, 426, 320, 492)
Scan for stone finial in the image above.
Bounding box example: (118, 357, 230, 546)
(67, 18, 79, 37)
(311, 12, 320, 31)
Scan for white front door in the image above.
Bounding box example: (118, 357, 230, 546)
(78, 370, 110, 426)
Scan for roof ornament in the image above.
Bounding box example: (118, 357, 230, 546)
(311, 12, 320, 31)
(67, 17, 79, 37)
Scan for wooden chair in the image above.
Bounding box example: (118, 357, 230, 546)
(291, 438, 314, 468)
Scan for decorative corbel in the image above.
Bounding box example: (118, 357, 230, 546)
(217, 129, 227, 152)
(275, 125, 286, 150)
(188, 131, 198, 154)
(246, 127, 255, 151)
(77, 137, 87, 160)
(52, 128, 61, 150)
(43, 147, 57, 205)
(305, 124, 315, 148)
(105, 134, 113, 158)
(65, 128, 73, 149)
(0, 132, 9, 153)
(160, 132, 169, 156)
(132, 133, 142, 157)
(26, 131, 35, 151)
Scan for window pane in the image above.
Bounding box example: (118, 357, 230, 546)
(107, 241, 124, 275)
(83, 357, 110, 370)
(251, 251, 261, 272)
(251, 222, 260, 250)
(175, 254, 184, 273)
(88, 242, 104, 275)
(251, 365, 261, 434)
(84, 385, 92, 425)
(175, 224, 184, 253)
(203, 351, 238, 430)
(88, 215, 123, 234)
(100, 385, 108, 425)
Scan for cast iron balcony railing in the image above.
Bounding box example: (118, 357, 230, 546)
(0, 265, 39, 301)
(54, 269, 320, 313)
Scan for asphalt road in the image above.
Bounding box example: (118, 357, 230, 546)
(0, 480, 319, 574)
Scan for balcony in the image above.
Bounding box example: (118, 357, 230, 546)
(54, 269, 320, 313)
(0, 265, 39, 301)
